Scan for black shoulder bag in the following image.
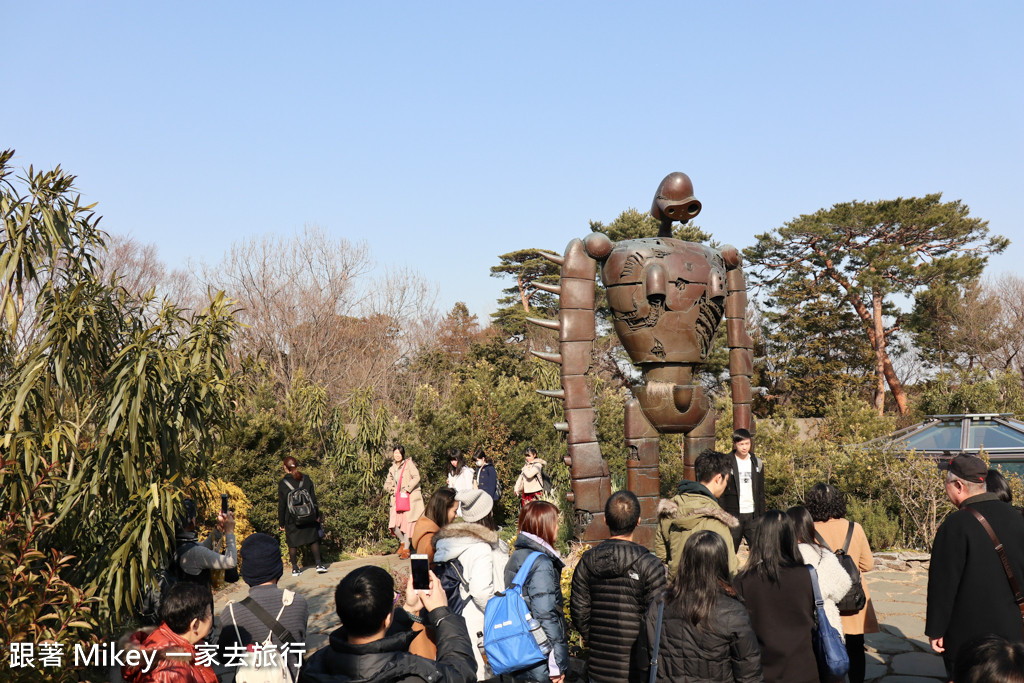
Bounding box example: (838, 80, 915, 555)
(814, 521, 866, 613)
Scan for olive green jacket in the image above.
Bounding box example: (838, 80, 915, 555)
(655, 481, 740, 577)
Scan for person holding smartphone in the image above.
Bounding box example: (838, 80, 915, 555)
(172, 498, 237, 593)
(299, 566, 477, 683)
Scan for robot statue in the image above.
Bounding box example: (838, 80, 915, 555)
(527, 172, 754, 546)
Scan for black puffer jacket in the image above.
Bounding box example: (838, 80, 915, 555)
(570, 539, 666, 683)
(635, 592, 763, 683)
(298, 607, 476, 683)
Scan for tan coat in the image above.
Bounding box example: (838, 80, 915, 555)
(814, 518, 879, 635)
(412, 516, 440, 563)
(514, 458, 547, 495)
(385, 458, 425, 526)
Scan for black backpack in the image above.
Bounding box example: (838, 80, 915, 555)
(284, 479, 317, 525)
(815, 522, 867, 613)
(434, 558, 470, 615)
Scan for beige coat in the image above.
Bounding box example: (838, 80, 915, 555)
(514, 458, 547, 495)
(385, 458, 425, 525)
(814, 518, 879, 635)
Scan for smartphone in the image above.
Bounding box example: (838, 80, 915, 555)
(221, 493, 229, 514)
(410, 554, 430, 591)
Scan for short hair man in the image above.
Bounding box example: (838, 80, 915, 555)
(926, 454, 1024, 679)
(719, 428, 765, 551)
(298, 566, 476, 682)
(219, 532, 309, 679)
(656, 450, 740, 576)
(570, 491, 666, 683)
(123, 582, 217, 683)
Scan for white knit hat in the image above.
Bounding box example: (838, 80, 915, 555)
(456, 488, 494, 523)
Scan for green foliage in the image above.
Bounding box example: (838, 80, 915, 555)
(0, 151, 239, 627)
(752, 397, 956, 550)
(588, 208, 710, 243)
(746, 193, 1007, 414)
(0, 458, 99, 683)
(846, 497, 900, 551)
(216, 409, 305, 535)
(490, 249, 561, 337)
(915, 370, 1024, 417)
(757, 277, 875, 416)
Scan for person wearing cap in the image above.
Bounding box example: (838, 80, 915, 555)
(218, 533, 309, 679)
(927, 453, 1024, 679)
(431, 488, 509, 679)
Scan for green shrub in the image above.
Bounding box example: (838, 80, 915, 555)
(846, 497, 900, 551)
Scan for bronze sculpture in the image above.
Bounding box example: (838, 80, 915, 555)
(528, 172, 754, 546)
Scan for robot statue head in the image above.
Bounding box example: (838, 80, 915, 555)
(651, 172, 702, 237)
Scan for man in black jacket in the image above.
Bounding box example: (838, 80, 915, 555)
(299, 566, 476, 683)
(570, 491, 667, 683)
(927, 454, 1024, 680)
(719, 428, 765, 551)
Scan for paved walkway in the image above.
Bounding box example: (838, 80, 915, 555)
(214, 555, 947, 682)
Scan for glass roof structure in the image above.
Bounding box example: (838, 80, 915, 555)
(860, 413, 1024, 476)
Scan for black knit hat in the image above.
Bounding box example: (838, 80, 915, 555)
(240, 533, 284, 586)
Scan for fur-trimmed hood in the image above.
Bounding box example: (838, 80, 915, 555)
(432, 522, 505, 566)
(434, 521, 499, 546)
(658, 495, 740, 530)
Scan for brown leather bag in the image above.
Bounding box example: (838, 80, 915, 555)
(965, 506, 1024, 640)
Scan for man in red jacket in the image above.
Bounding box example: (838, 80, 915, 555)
(123, 582, 218, 683)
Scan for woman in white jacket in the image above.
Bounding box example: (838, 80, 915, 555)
(788, 505, 852, 640)
(432, 488, 509, 679)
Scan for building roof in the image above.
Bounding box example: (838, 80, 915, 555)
(861, 413, 1024, 459)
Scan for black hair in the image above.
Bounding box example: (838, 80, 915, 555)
(524, 446, 538, 458)
(423, 487, 458, 528)
(175, 498, 199, 533)
(739, 509, 802, 585)
(694, 450, 732, 485)
(160, 582, 212, 634)
(804, 482, 847, 522)
(476, 511, 497, 531)
(988, 469, 1013, 505)
(732, 428, 752, 444)
(954, 635, 1024, 683)
(336, 565, 395, 638)
(605, 490, 641, 536)
(473, 448, 490, 464)
(786, 505, 818, 546)
(446, 448, 467, 476)
(392, 445, 405, 459)
(669, 530, 731, 630)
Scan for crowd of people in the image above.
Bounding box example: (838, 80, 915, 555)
(122, 437, 1024, 683)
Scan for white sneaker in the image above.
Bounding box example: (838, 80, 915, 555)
(292, 568, 302, 577)
(316, 565, 328, 574)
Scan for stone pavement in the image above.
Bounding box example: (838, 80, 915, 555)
(213, 553, 947, 682)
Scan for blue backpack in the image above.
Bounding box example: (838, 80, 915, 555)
(483, 551, 550, 675)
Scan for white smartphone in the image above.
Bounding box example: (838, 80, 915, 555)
(410, 554, 430, 591)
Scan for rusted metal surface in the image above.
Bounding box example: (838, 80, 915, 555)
(529, 172, 754, 543)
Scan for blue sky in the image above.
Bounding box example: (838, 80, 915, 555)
(5, 2, 1022, 320)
